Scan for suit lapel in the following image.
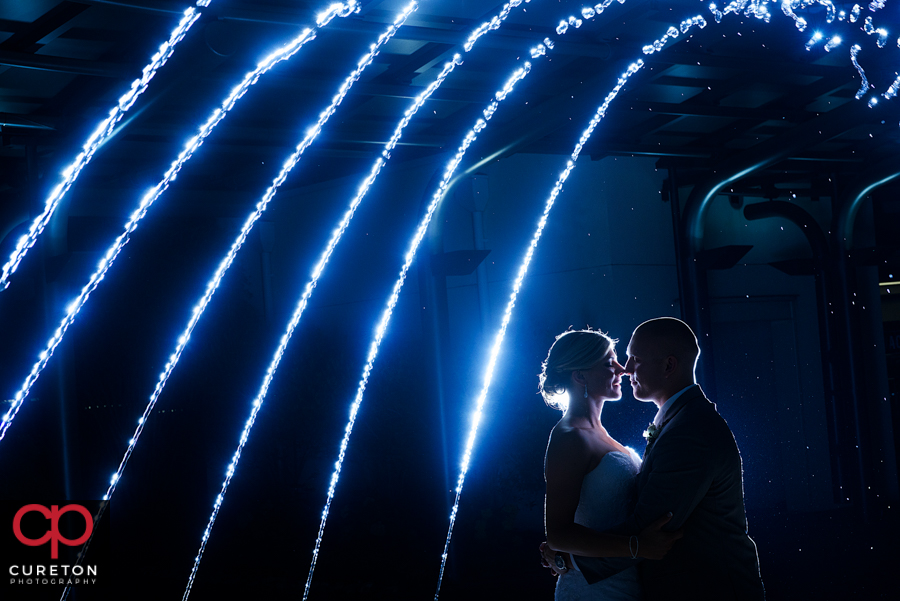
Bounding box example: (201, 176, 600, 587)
(641, 385, 704, 462)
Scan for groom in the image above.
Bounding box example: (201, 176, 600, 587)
(545, 317, 765, 600)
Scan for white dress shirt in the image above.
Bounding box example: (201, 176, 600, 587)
(653, 384, 696, 427)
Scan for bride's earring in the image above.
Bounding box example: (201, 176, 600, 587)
(584, 384, 588, 398)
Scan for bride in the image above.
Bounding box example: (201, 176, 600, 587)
(539, 328, 680, 600)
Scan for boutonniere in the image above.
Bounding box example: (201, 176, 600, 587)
(642, 423, 659, 443)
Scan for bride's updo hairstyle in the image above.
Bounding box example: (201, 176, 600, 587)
(539, 328, 615, 410)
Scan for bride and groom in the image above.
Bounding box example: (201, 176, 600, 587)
(539, 317, 765, 600)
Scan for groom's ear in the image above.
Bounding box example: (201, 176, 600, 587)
(663, 355, 678, 377)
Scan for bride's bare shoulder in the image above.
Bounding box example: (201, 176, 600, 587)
(546, 424, 604, 480)
(547, 421, 593, 457)
(547, 420, 624, 469)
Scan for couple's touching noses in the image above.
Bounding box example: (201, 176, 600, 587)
(540, 317, 765, 601)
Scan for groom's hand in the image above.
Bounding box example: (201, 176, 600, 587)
(637, 512, 684, 560)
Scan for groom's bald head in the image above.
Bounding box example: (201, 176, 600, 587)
(626, 318, 699, 402)
(632, 318, 700, 374)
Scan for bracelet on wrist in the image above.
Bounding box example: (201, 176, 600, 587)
(629, 535, 639, 559)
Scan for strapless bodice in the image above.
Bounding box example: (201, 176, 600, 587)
(574, 448, 641, 533)
(555, 448, 643, 601)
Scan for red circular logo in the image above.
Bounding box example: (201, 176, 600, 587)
(12, 504, 93, 559)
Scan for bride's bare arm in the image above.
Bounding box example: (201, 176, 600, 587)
(544, 429, 632, 557)
(544, 429, 681, 559)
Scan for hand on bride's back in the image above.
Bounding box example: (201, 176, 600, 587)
(638, 512, 683, 560)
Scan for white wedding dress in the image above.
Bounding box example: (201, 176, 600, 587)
(555, 448, 643, 601)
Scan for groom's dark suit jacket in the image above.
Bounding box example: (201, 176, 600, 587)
(576, 385, 765, 601)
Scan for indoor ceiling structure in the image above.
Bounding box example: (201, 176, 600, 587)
(1, 0, 897, 233)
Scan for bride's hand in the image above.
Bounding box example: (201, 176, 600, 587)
(636, 512, 683, 560)
(539, 541, 570, 576)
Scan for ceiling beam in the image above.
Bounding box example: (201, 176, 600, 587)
(645, 52, 851, 79)
(0, 48, 130, 77)
(0, 1, 89, 52)
(618, 100, 809, 122)
(0, 113, 55, 130)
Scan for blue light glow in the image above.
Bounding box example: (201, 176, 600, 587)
(712, 0, 846, 24)
(884, 74, 900, 100)
(305, 58, 534, 601)
(805, 31, 824, 50)
(185, 36, 473, 601)
(850, 44, 870, 99)
(643, 16, 707, 55)
(435, 56, 645, 599)
(590, 0, 626, 19)
(106, 0, 413, 508)
(864, 16, 890, 48)
(188, 2, 540, 595)
(464, 0, 530, 52)
(819, 0, 836, 23)
(437, 0, 898, 587)
(644, 26, 681, 54)
(55, 10, 415, 601)
(0, 1, 361, 447)
(0, 1, 211, 292)
(782, 1, 809, 31)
